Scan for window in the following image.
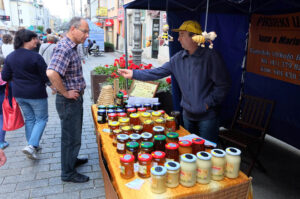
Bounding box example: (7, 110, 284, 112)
(19, 19, 23, 24)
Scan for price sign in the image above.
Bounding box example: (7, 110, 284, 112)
(129, 80, 159, 98)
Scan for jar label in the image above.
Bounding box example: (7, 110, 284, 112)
(180, 170, 195, 183)
(120, 165, 125, 175)
(152, 177, 158, 188)
(97, 115, 103, 122)
(134, 163, 139, 172)
(126, 150, 133, 155)
(212, 166, 224, 176)
(139, 165, 147, 174)
(152, 162, 158, 167)
(197, 168, 209, 179)
(226, 162, 235, 173)
(117, 143, 125, 150)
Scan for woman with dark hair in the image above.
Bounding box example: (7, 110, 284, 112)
(1, 29, 49, 159)
(1, 34, 14, 58)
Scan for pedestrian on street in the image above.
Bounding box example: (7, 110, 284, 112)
(1, 34, 14, 58)
(47, 17, 90, 183)
(87, 39, 92, 55)
(39, 35, 57, 66)
(118, 20, 231, 143)
(1, 29, 49, 159)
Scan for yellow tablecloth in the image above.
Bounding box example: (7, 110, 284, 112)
(91, 105, 252, 199)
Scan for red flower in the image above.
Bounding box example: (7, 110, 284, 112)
(148, 63, 152, 68)
(129, 55, 132, 58)
(128, 60, 133, 64)
(114, 62, 117, 67)
(122, 54, 125, 57)
(105, 64, 109, 67)
(166, 77, 171, 84)
(114, 59, 119, 63)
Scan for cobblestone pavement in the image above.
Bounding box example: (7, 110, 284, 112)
(0, 53, 121, 199)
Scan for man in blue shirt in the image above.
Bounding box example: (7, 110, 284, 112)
(118, 20, 231, 143)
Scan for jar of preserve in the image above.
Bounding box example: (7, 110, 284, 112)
(151, 166, 167, 194)
(166, 132, 179, 143)
(143, 103, 151, 110)
(129, 133, 141, 143)
(152, 102, 161, 111)
(140, 112, 151, 124)
(157, 110, 165, 118)
(166, 116, 176, 133)
(140, 142, 154, 155)
(109, 121, 120, 138)
(121, 125, 132, 135)
(112, 129, 122, 147)
(225, 147, 241, 179)
(196, 151, 212, 184)
(141, 132, 153, 142)
(127, 108, 136, 117)
(125, 104, 133, 112)
(211, 149, 226, 181)
(108, 113, 118, 122)
(138, 153, 152, 178)
(126, 141, 139, 162)
(153, 135, 167, 151)
(107, 110, 115, 118)
(116, 108, 125, 114)
(178, 140, 192, 155)
(130, 113, 141, 126)
(165, 161, 180, 188)
(97, 105, 106, 110)
(116, 134, 129, 154)
(132, 125, 143, 134)
(143, 120, 154, 133)
(116, 92, 124, 107)
(153, 126, 165, 136)
(97, 109, 106, 124)
(137, 107, 146, 115)
(154, 118, 166, 128)
(107, 105, 116, 110)
(152, 111, 162, 121)
(152, 151, 166, 166)
(192, 138, 205, 155)
(117, 112, 127, 120)
(165, 143, 179, 162)
(134, 104, 142, 109)
(180, 154, 197, 187)
(119, 117, 130, 127)
(120, 154, 135, 179)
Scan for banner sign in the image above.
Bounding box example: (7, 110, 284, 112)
(247, 13, 300, 85)
(97, 7, 108, 17)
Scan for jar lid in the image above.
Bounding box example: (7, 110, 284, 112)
(117, 113, 127, 117)
(152, 111, 161, 116)
(98, 105, 106, 109)
(108, 105, 115, 109)
(153, 102, 161, 106)
(165, 143, 179, 150)
(154, 134, 166, 141)
(138, 107, 146, 112)
(165, 161, 180, 171)
(125, 105, 133, 109)
(166, 116, 175, 121)
(138, 153, 152, 161)
(141, 112, 151, 117)
(197, 151, 212, 160)
(226, 147, 241, 156)
(130, 113, 140, 118)
(132, 125, 143, 131)
(141, 132, 153, 139)
(134, 104, 142, 108)
(155, 118, 164, 123)
(158, 110, 165, 114)
(192, 138, 205, 145)
(152, 151, 166, 159)
(129, 133, 141, 140)
(113, 129, 122, 134)
(141, 141, 154, 148)
(127, 108, 136, 113)
(167, 132, 179, 138)
(126, 141, 139, 148)
(116, 109, 125, 113)
(144, 119, 154, 124)
(179, 140, 192, 147)
(181, 154, 197, 163)
(211, 149, 226, 157)
(120, 154, 134, 163)
(108, 113, 117, 117)
(121, 126, 131, 131)
(107, 109, 115, 114)
(117, 93, 124, 98)
(97, 109, 106, 114)
(144, 103, 151, 107)
(153, 126, 165, 132)
(151, 165, 167, 176)
(117, 134, 129, 140)
(119, 118, 130, 123)
(109, 121, 119, 126)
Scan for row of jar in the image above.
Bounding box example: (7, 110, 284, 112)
(98, 102, 161, 112)
(121, 148, 241, 193)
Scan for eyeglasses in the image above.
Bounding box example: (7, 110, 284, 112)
(76, 28, 89, 34)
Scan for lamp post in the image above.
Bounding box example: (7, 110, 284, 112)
(131, 9, 143, 65)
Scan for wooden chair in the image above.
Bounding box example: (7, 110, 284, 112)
(219, 94, 275, 176)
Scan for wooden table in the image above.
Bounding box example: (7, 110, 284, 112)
(91, 105, 253, 199)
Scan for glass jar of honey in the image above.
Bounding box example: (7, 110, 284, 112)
(121, 125, 132, 135)
(119, 117, 130, 127)
(120, 154, 135, 179)
(166, 116, 176, 133)
(109, 121, 120, 138)
(112, 129, 122, 147)
(116, 134, 129, 154)
(132, 125, 143, 134)
(178, 140, 192, 155)
(165, 161, 180, 188)
(192, 138, 205, 155)
(166, 132, 179, 143)
(127, 108, 136, 117)
(97, 109, 106, 124)
(116, 108, 125, 114)
(157, 110, 165, 118)
(151, 151, 166, 166)
(140, 142, 154, 155)
(211, 149, 226, 181)
(137, 107, 146, 115)
(152, 102, 160, 111)
(107, 105, 116, 110)
(141, 132, 153, 142)
(153, 135, 167, 152)
(143, 120, 154, 133)
(125, 104, 133, 111)
(108, 113, 118, 122)
(117, 112, 127, 120)
(129, 133, 141, 143)
(107, 109, 115, 116)
(134, 104, 142, 109)
(130, 113, 141, 126)
(151, 166, 167, 194)
(143, 103, 151, 110)
(126, 141, 139, 162)
(154, 118, 166, 128)
(138, 153, 152, 178)
(97, 105, 106, 110)
(152, 111, 162, 121)
(180, 154, 197, 187)
(153, 126, 165, 136)
(140, 112, 151, 124)
(165, 143, 179, 162)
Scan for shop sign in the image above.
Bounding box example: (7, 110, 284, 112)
(105, 19, 114, 27)
(118, 8, 124, 21)
(97, 7, 108, 17)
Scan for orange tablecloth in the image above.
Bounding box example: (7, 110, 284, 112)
(91, 105, 252, 199)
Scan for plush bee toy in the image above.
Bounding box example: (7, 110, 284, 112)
(158, 24, 174, 46)
(192, 31, 217, 49)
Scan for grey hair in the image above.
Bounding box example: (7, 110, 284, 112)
(68, 17, 84, 30)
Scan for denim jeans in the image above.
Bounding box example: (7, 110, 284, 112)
(56, 94, 83, 179)
(183, 116, 219, 143)
(15, 98, 48, 147)
(0, 115, 6, 143)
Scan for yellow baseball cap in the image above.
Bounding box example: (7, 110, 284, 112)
(172, 20, 202, 34)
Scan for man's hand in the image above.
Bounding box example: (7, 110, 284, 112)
(63, 90, 80, 100)
(118, 69, 133, 79)
(0, 149, 7, 167)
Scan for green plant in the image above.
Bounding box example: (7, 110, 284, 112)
(104, 42, 114, 52)
(93, 65, 115, 75)
(37, 25, 44, 33)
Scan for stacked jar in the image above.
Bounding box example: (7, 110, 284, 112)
(116, 134, 129, 154)
(178, 140, 192, 155)
(211, 149, 226, 181)
(165, 143, 179, 162)
(153, 135, 167, 151)
(143, 120, 154, 133)
(225, 147, 241, 179)
(120, 154, 135, 179)
(150, 166, 167, 194)
(138, 153, 152, 178)
(180, 154, 197, 187)
(141, 132, 153, 142)
(165, 161, 180, 188)
(196, 151, 212, 184)
(152, 151, 166, 166)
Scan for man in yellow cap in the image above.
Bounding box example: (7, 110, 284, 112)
(118, 20, 231, 142)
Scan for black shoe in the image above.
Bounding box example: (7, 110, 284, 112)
(75, 158, 88, 167)
(62, 173, 89, 183)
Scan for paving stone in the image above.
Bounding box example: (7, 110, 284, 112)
(93, 179, 104, 187)
(37, 157, 61, 164)
(0, 190, 30, 199)
(21, 164, 50, 174)
(50, 163, 61, 171)
(77, 165, 92, 173)
(49, 177, 65, 186)
(86, 143, 98, 149)
(46, 192, 79, 199)
(82, 171, 102, 180)
(0, 168, 21, 177)
(63, 180, 94, 192)
(7, 159, 36, 169)
(52, 152, 61, 158)
(36, 170, 61, 180)
(80, 187, 105, 199)
(3, 173, 36, 184)
(16, 179, 48, 190)
(0, 183, 16, 193)
(30, 184, 63, 198)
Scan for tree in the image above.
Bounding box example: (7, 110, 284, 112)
(37, 26, 44, 33)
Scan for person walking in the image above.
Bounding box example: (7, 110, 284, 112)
(1, 34, 14, 58)
(1, 29, 49, 159)
(47, 17, 90, 183)
(39, 35, 57, 66)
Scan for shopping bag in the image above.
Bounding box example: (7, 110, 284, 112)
(2, 84, 24, 131)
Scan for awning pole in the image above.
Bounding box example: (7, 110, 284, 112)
(124, 8, 128, 91)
